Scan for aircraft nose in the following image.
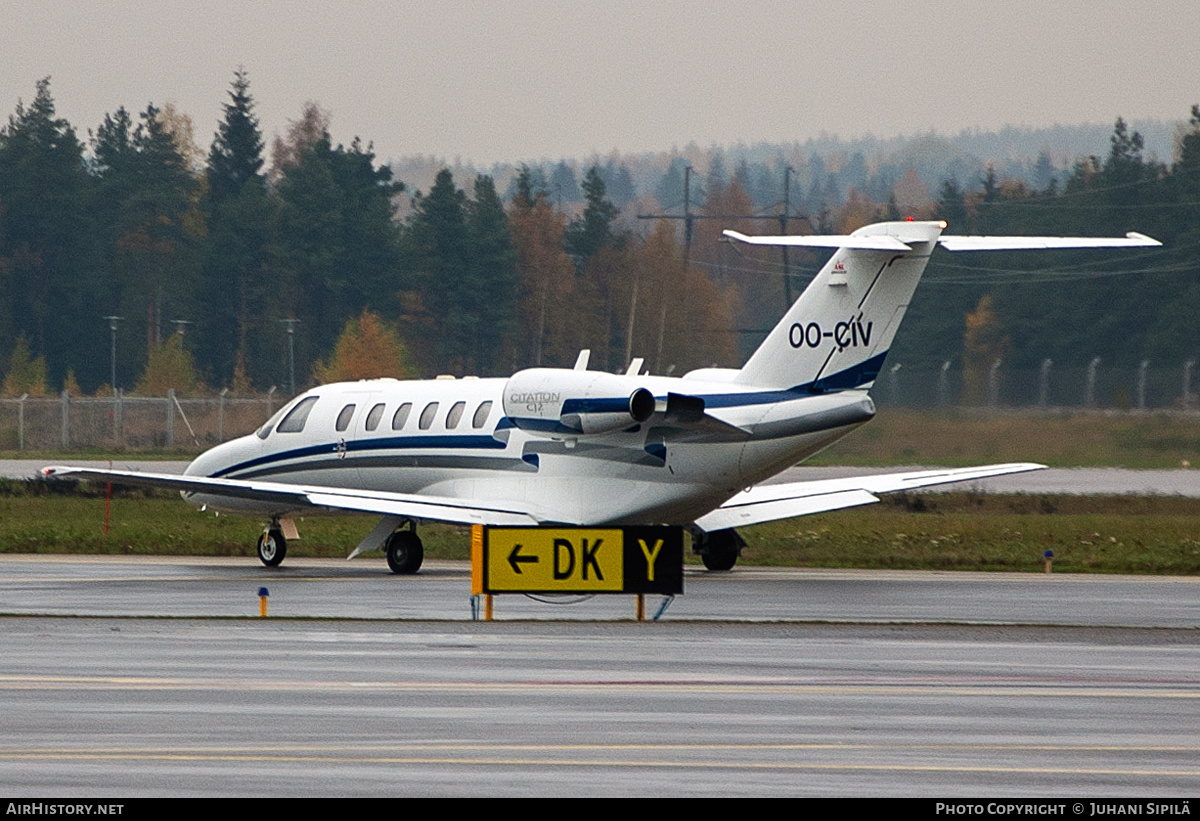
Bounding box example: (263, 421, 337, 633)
(185, 437, 257, 478)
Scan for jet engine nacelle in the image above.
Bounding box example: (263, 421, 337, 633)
(503, 368, 656, 435)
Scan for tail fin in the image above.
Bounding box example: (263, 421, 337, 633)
(731, 220, 944, 391)
(727, 221, 1160, 392)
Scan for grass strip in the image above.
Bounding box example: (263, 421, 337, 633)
(813, 409, 1200, 468)
(2, 481, 1198, 575)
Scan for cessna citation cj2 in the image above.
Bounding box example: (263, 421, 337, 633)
(45, 220, 1159, 573)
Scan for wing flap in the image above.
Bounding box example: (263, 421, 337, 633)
(695, 488, 879, 531)
(305, 491, 539, 526)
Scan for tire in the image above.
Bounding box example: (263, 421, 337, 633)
(699, 529, 740, 571)
(257, 529, 287, 567)
(386, 530, 424, 575)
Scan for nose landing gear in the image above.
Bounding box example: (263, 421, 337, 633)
(257, 523, 287, 567)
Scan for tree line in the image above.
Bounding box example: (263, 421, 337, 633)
(2, 71, 1199, 402)
(0, 73, 744, 396)
(887, 112, 1200, 394)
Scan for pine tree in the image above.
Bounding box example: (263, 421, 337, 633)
(465, 175, 518, 373)
(94, 103, 202, 373)
(200, 70, 272, 388)
(406, 169, 470, 373)
(549, 161, 581, 204)
(274, 115, 404, 383)
(511, 164, 549, 208)
(566, 166, 618, 262)
(0, 78, 98, 388)
(599, 159, 636, 208)
(509, 184, 575, 367)
(207, 69, 265, 207)
(655, 158, 687, 209)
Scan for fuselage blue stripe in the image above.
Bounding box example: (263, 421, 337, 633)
(694, 351, 888, 407)
(213, 433, 507, 478)
(210, 352, 888, 479)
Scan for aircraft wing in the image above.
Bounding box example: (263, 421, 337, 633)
(40, 465, 542, 527)
(693, 462, 1044, 532)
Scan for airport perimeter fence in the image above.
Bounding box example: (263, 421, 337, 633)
(871, 360, 1200, 411)
(2, 360, 1199, 451)
(0, 389, 284, 451)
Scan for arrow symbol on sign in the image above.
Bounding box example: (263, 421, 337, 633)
(508, 543, 538, 574)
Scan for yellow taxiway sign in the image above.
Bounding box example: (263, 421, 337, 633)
(474, 526, 683, 595)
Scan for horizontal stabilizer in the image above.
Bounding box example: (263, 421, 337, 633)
(694, 462, 1044, 532)
(723, 229, 912, 251)
(937, 233, 1161, 251)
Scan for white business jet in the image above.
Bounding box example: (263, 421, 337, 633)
(45, 220, 1159, 572)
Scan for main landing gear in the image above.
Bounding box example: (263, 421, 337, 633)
(257, 522, 287, 567)
(255, 516, 424, 574)
(692, 528, 745, 571)
(385, 526, 424, 575)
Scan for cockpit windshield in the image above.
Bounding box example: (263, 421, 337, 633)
(257, 395, 319, 439)
(256, 406, 287, 440)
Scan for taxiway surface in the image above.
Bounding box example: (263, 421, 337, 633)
(1, 556, 1199, 626)
(0, 557, 1197, 796)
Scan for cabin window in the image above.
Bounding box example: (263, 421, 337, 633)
(446, 401, 466, 429)
(419, 402, 439, 430)
(472, 401, 493, 429)
(391, 402, 412, 431)
(365, 403, 385, 432)
(273, 396, 319, 435)
(335, 404, 356, 432)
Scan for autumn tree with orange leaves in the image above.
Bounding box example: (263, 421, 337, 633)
(312, 310, 416, 384)
(962, 294, 1009, 405)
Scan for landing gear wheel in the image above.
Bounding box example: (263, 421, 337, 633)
(386, 530, 424, 575)
(257, 528, 287, 567)
(699, 529, 742, 571)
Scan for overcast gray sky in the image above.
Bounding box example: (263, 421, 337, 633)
(3, 0, 1198, 166)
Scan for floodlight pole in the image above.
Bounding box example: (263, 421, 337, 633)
(779, 165, 795, 307)
(103, 316, 124, 391)
(279, 319, 300, 396)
